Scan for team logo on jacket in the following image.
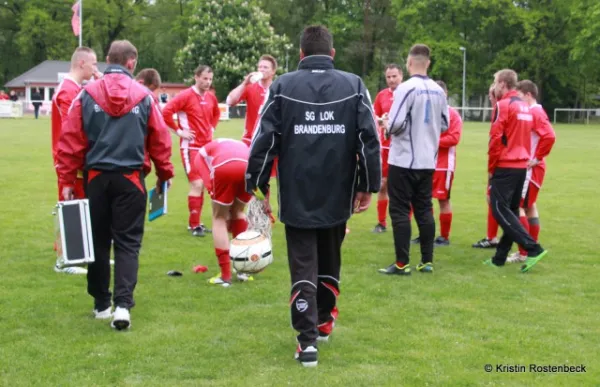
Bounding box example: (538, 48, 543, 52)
(296, 299, 308, 313)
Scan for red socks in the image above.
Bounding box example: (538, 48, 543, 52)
(230, 219, 248, 238)
(487, 206, 498, 240)
(188, 195, 203, 228)
(518, 216, 530, 256)
(215, 248, 231, 282)
(439, 212, 452, 239)
(377, 200, 388, 226)
(529, 218, 540, 241)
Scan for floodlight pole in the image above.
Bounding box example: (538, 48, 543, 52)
(459, 46, 466, 120)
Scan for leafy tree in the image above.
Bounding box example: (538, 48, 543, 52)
(176, 0, 289, 100)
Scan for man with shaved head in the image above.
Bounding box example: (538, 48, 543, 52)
(51, 46, 101, 275)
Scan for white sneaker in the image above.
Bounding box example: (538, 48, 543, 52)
(54, 264, 88, 275)
(236, 272, 254, 282)
(111, 307, 131, 330)
(208, 275, 231, 288)
(507, 252, 527, 263)
(93, 307, 113, 320)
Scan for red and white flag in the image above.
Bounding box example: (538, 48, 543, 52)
(71, 1, 81, 36)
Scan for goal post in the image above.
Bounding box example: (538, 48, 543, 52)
(553, 108, 600, 125)
(452, 106, 493, 123)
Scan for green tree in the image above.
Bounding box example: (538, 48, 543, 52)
(176, 0, 289, 100)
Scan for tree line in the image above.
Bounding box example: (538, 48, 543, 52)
(1, 0, 599, 112)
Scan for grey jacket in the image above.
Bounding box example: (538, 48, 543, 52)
(387, 75, 449, 170)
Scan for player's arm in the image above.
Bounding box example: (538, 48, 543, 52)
(356, 81, 382, 194)
(440, 94, 450, 133)
(387, 86, 415, 137)
(488, 101, 508, 174)
(245, 85, 281, 197)
(226, 74, 252, 106)
(533, 111, 556, 162)
(439, 109, 462, 148)
(57, 94, 87, 194)
(211, 96, 221, 130)
(147, 96, 175, 184)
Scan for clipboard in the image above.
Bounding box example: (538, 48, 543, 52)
(148, 182, 168, 221)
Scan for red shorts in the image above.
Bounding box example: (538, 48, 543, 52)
(57, 178, 85, 201)
(211, 161, 252, 206)
(180, 148, 202, 182)
(521, 166, 545, 208)
(381, 148, 389, 178)
(432, 170, 454, 200)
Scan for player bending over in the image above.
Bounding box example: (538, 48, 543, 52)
(507, 80, 556, 263)
(194, 139, 253, 287)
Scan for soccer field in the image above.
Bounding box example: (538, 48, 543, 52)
(0, 117, 598, 386)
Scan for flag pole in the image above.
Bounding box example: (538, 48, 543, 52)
(79, 0, 82, 47)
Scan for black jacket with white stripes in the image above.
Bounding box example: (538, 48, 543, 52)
(246, 55, 381, 229)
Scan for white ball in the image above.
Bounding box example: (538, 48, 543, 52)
(230, 230, 273, 274)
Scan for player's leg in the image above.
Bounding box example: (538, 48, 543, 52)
(110, 171, 147, 329)
(184, 149, 211, 236)
(413, 170, 435, 272)
(286, 224, 319, 367)
(86, 172, 114, 318)
(432, 170, 452, 246)
(527, 203, 540, 241)
(473, 186, 499, 248)
(526, 167, 544, 244)
(380, 166, 413, 275)
(209, 200, 233, 286)
(373, 150, 389, 233)
(315, 223, 345, 341)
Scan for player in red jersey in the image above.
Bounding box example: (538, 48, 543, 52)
(162, 65, 221, 237)
(51, 47, 100, 274)
(193, 139, 253, 287)
(484, 69, 546, 271)
(432, 80, 462, 245)
(372, 64, 403, 233)
(227, 55, 280, 178)
(227, 55, 277, 146)
(507, 80, 556, 263)
(52, 47, 101, 201)
(472, 83, 501, 248)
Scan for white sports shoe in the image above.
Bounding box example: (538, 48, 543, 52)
(93, 307, 113, 320)
(236, 272, 254, 282)
(111, 307, 131, 330)
(507, 252, 527, 263)
(208, 275, 231, 288)
(54, 264, 88, 275)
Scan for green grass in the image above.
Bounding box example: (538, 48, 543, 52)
(0, 117, 599, 386)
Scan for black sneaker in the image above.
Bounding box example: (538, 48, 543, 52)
(378, 263, 411, 275)
(411, 236, 420, 244)
(372, 223, 387, 233)
(200, 224, 212, 234)
(191, 226, 205, 237)
(472, 237, 498, 248)
(294, 344, 318, 367)
(434, 236, 450, 247)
